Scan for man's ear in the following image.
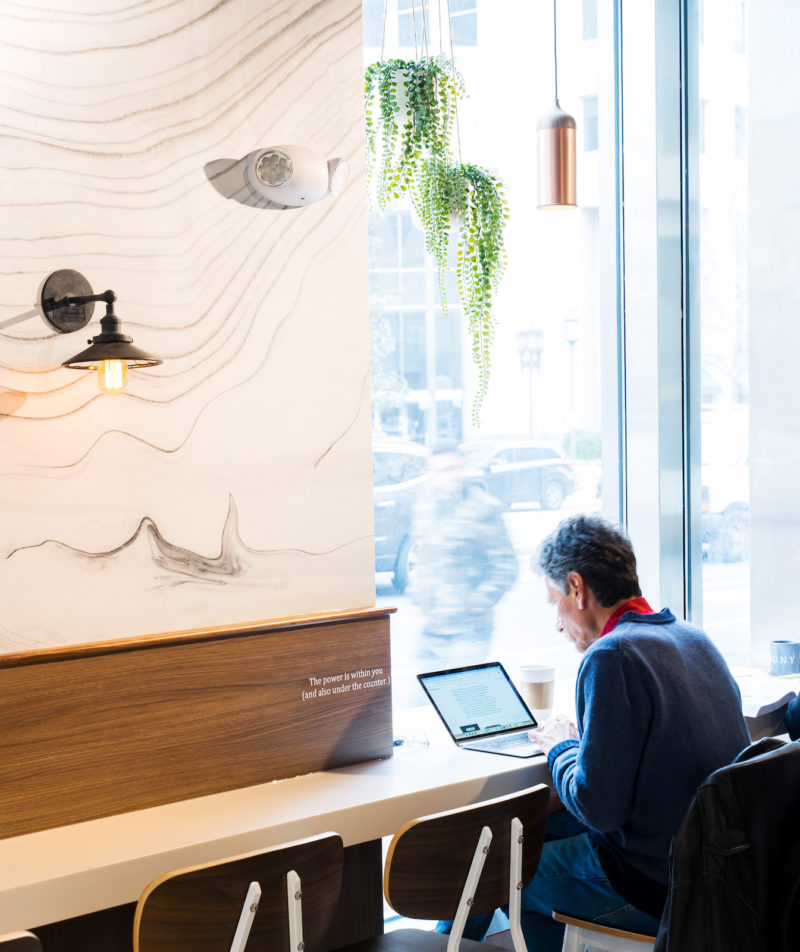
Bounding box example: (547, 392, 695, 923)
(567, 571, 586, 609)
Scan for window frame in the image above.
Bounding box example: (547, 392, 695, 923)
(617, 0, 691, 617)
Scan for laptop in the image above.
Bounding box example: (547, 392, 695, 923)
(417, 661, 543, 758)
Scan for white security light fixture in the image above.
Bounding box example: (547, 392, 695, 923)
(246, 145, 350, 207)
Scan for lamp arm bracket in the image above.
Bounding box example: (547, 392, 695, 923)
(56, 289, 116, 308)
(40, 269, 112, 334)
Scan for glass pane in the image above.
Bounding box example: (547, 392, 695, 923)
(362, 0, 385, 46)
(398, 3, 427, 48)
(450, 11, 477, 46)
(370, 271, 401, 298)
(434, 308, 462, 389)
(582, 96, 598, 151)
(365, 0, 618, 710)
(687, 0, 799, 668)
(400, 212, 425, 267)
(583, 0, 598, 41)
(398, 272, 426, 302)
(402, 312, 426, 388)
(368, 212, 399, 269)
(378, 312, 401, 375)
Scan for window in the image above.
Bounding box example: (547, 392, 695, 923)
(373, 449, 428, 487)
(582, 96, 598, 151)
(364, 0, 616, 709)
(397, 0, 425, 48)
(582, 0, 598, 41)
(686, 0, 788, 667)
(396, 0, 476, 48)
(734, 105, 746, 159)
(449, 0, 477, 46)
(734, 0, 745, 54)
(362, 0, 385, 46)
(699, 99, 707, 154)
(363, 0, 791, 696)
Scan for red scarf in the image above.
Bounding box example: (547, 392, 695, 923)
(600, 596, 654, 636)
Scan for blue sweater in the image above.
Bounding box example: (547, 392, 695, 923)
(548, 609, 751, 914)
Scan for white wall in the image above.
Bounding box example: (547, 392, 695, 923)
(0, 0, 374, 651)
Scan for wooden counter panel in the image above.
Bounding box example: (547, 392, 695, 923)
(0, 611, 393, 839)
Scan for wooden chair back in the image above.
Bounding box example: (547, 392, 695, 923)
(133, 833, 343, 952)
(0, 934, 42, 952)
(384, 783, 550, 921)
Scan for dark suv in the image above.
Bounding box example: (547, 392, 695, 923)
(461, 440, 576, 509)
(372, 440, 430, 592)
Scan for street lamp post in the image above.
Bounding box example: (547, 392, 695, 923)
(516, 329, 544, 438)
(564, 318, 579, 460)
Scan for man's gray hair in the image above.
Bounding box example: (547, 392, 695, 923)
(533, 514, 642, 607)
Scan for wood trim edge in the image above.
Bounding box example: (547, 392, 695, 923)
(552, 911, 657, 942)
(0, 606, 397, 669)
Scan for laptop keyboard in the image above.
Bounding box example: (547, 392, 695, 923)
(472, 734, 536, 751)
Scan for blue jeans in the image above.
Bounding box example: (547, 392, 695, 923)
(435, 811, 661, 952)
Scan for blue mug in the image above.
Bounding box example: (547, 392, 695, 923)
(770, 640, 800, 676)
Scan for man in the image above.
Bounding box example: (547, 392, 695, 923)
(442, 513, 751, 950)
(786, 693, 800, 740)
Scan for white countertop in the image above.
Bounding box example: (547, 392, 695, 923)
(2, 665, 780, 934)
(0, 718, 549, 933)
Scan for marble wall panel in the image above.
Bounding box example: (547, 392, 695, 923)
(0, 0, 374, 652)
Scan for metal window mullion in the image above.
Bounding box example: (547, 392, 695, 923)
(620, 0, 686, 611)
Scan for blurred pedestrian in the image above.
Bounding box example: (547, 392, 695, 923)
(409, 440, 518, 666)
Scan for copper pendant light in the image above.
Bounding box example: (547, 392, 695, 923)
(537, 0, 577, 209)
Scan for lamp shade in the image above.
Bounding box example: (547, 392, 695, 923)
(62, 337, 161, 370)
(61, 301, 161, 394)
(537, 100, 577, 209)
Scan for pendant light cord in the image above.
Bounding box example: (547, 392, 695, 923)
(445, 0, 463, 163)
(380, 0, 389, 61)
(378, 0, 462, 162)
(553, 0, 559, 100)
(409, 0, 431, 60)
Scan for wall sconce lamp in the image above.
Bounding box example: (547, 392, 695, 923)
(246, 145, 349, 207)
(40, 269, 161, 396)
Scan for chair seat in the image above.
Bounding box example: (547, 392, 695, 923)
(344, 927, 489, 952)
(553, 911, 656, 952)
(0, 934, 42, 952)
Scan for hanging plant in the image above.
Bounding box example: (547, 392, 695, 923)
(364, 56, 464, 209)
(414, 158, 508, 423)
(364, 50, 508, 423)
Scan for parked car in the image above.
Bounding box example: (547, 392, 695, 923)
(372, 440, 430, 592)
(460, 440, 576, 509)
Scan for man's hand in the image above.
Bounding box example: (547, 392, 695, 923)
(529, 714, 579, 755)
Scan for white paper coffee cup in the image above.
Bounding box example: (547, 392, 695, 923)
(519, 664, 556, 721)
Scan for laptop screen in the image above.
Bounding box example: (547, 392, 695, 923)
(418, 662, 536, 741)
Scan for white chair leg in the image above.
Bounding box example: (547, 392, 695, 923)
(507, 817, 528, 952)
(446, 826, 493, 952)
(560, 924, 581, 952)
(286, 869, 304, 952)
(229, 880, 261, 952)
(560, 921, 656, 952)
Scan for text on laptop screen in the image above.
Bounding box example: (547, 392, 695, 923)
(419, 663, 535, 741)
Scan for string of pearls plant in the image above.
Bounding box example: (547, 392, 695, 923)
(364, 56, 508, 423)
